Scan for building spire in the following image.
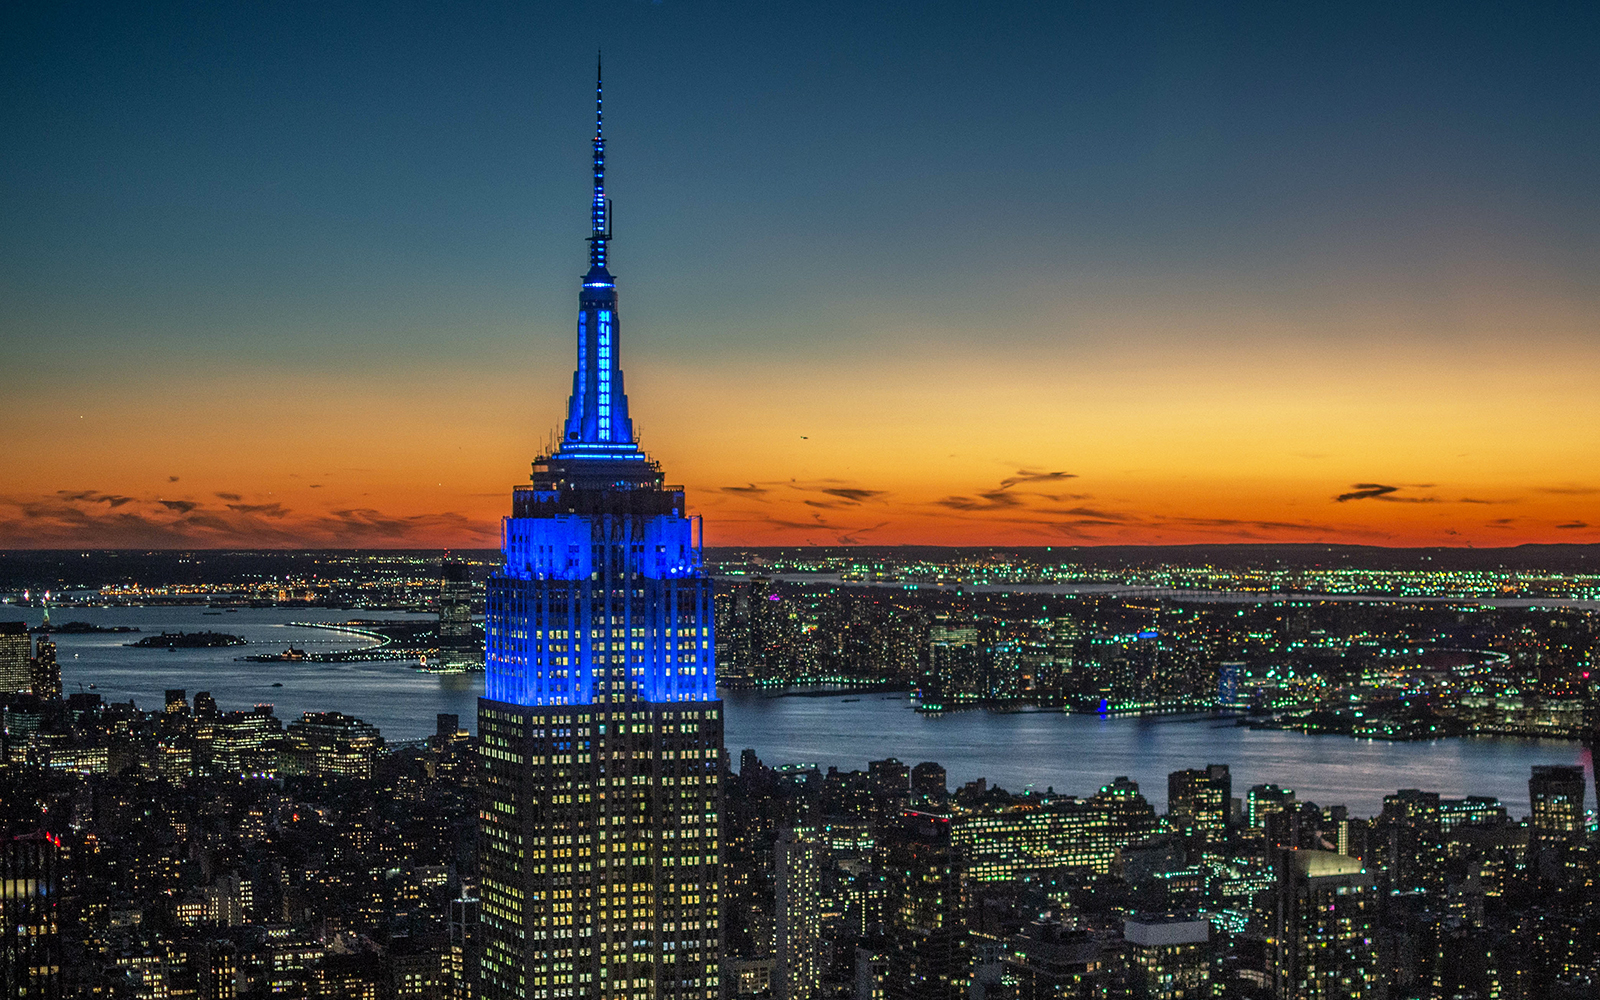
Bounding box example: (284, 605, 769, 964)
(588, 51, 610, 272)
(551, 57, 644, 468)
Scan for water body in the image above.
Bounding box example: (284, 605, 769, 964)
(2, 607, 1589, 816)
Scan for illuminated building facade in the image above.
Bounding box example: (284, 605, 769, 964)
(477, 63, 722, 1000)
(1124, 914, 1211, 1000)
(1167, 764, 1231, 845)
(0, 622, 29, 694)
(1529, 764, 1586, 847)
(28, 635, 60, 702)
(1271, 850, 1375, 1000)
(2, 831, 61, 998)
(282, 710, 380, 780)
(774, 828, 822, 1000)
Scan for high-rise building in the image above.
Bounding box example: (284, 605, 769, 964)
(910, 762, 947, 806)
(1124, 913, 1211, 999)
(1216, 661, 1242, 707)
(1167, 764, 1230, 845)
(476, 63, 722, 1000)
(1528, 764, 1586, 847)
(28, 634, 60, 701)
(774, 828, 823, 1000)
(0, 622, 30, 694)
(1247, 783, 1295, 833)
(283, 711, 381, 780)
(1271, 849, 1375, 1000)
(2, 831, 61, 998)
(877, 811, 966, 1000)
(434, 557, 483, 673)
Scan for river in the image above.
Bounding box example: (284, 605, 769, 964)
(3, 606, 1589, 817)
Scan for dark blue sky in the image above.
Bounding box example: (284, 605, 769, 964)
(6, 1, 1597, 367)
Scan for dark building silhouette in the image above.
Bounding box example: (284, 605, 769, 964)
(28, 634, 59, 702)
(1529, 764, 1586, 848)
(877, 810, 966, 1000)
(2, 832, 61, 998)
(434, 557, 481, 673)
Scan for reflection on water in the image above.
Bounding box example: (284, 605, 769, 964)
(3, 606, 1588, 816)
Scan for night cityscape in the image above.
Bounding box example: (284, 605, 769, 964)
(5, 3, 1600, 999)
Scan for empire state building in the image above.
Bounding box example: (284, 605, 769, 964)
(477, 65, 723, 1000)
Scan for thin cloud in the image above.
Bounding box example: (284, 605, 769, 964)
(720, 484, 771, 497)
(228, 502, 290, 519)
(819, 488, 886, 503)
(999, 470, 1077, 490)
(57, 490, 137, 508)
(1539, 486, 1599, 495)
(158, 500, 202, 513)
(215, 492, 243, 501)
(932, 491, 1025, 511)
(1334, 483, 1437, 503)
(1556, 521, 1589, 530)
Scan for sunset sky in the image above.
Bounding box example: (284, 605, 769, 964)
(3, 2, 1598, 549)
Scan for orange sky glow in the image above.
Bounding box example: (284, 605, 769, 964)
(6, 305, 1597, 550)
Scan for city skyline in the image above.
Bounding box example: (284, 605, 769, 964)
(4, 2, 1599, 550)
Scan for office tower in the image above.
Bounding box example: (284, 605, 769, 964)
(1528, 764, 1586, 847)
(28, 634, 60, 701)
(1124, 914, 1211, 999)
(1096, 776, 1159, 843)
(1167, 764, 1231, 844)
(2, 831, 61, 998)
(201, 704, 286, 778)
(911, 762, 947, 805)
(165, 689, 189, 715)
(877, 810, 966, 1000)
(477, 63, 722, 1000)
(435, 557, 482, 673)
(869, 758, 910, 811)
(450, 894, 482, 1000)
(0, 622, 29, 693)
(774, 828, 823, 1000)
(1271, 850, 1375, 1000)
(193, 691, 219, 718)
(283, 711, 381, 780)
(1247, 783, 1295, 833)
(1378, 789, 1444, 894)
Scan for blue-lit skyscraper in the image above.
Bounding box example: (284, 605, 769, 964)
(478, 63, 723, 1000)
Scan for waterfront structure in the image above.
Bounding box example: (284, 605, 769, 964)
(0, 622, 29, 693)
(1271, 850, 1375, 999)
(476, 64, 722, 1000)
